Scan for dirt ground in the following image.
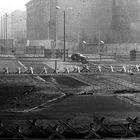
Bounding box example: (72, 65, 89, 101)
(1, 58, 140, 113)
(0, 75, 63, 111)
(0, 74, 92, 111)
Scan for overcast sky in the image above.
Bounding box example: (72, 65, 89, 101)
(0, 0, 30, 15)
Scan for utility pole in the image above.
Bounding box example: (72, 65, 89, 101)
(3, 13, 8, 54)
(77, 12, 80, 53)
(3, 14, 5, 54)
(64, 10, 66, 61)
(56, 6, 72, 61)
(5, 13, 8, 54)
(1, 16, 3, 39)
(98, 26, 101, 60)
(54, 4, 58, 59)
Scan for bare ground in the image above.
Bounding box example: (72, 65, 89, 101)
(0, 75, 62, 111)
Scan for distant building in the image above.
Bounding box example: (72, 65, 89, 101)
(0, 14, 10, 40)
(26, 0, 56, 48)
(0, 10, 26, 51)
(10, 10, 26, 40)
(0, 10, 26, 40)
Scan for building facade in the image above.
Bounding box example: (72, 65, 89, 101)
(26, 0, 113, 49)
(26, 0, 56, 39)
(26, 0, 140, 50)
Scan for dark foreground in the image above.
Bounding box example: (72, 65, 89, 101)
(0, 95, 140, 139)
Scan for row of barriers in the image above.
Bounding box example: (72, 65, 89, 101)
(89, 63, 140, 74)
(58, 64, 140, 74)
(1, 63, 140, 75)
(0, 116, 140, 139)
(0, 64, 90, 75)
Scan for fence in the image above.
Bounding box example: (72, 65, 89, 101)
(0, 46, 69, 59)
(80, 43, 140, 54)
(1, 42, 140, 60)
(44, 49, 69, 59)
(0, 116, 140, 139)
(25, 46, 44, 57)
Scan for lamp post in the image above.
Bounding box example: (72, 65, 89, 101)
(77, 12, 80, 53)
(98, 26, 104, 61)
(99, 40, 104, 61)
(64, 10, 66, 61)
(82, 41, 86, 44)
(3, 13, 8, 54)
(5, 13, 8, 54)
(82, 41, 87, 53)
(56, 6, 72, 61)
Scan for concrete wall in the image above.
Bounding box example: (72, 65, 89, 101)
(27, 40, 52, 49)
(106, 43, 140, 54)
(81, 43, 140, 55)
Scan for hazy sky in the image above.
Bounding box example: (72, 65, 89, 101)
(0, 0, 30, 15)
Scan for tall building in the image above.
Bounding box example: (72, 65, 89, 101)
(26, 0, 56, 48)
(26, 0, 140, 50)
(26, 0, 56, 40)
(26, 0, 113, 49)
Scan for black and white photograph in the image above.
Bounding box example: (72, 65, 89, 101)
(0, 0, 140, 139)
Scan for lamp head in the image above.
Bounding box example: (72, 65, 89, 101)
(56, 6, 72, 10)
(56, 6, 61, 9)
(67, 7, 73, 10)
(82, 41, 86, 44)
(100, 40, 104, 44)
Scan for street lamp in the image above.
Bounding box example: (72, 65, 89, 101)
(82, 40, 86, 44)
(99, 40, 104, 61)
(100, 40, 104, 44)
(82, 40, 87, 53)
(56, 6, 72, 61)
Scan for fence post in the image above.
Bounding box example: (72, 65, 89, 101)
(54, 59, 57, 73)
